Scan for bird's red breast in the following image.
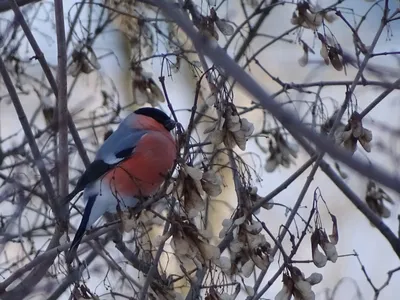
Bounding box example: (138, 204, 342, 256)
(103, 126, 176, 198)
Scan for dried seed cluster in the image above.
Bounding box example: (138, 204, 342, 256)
(265, 131, 299, 172)
(335, 112, 373, 154)
(169, 217, 220, 267)
(195, 7, 234, 41)
(249, 186, 274, 210)
(298, 41, 314, 67)
(322, 111, 373, 155)
(175, 164, 223, 218)
(206, 284, 240, 300)
(290, 2, 348, 72)
(311, 228, 338, 268)
(120, 201, 166, 233)
(68, 45, 100, 77)
(366, 181, 394, 219)
(204, 103, 254, 151)
(318, 33, 344, 71)
(131, 65, 165, 107)
(291, 2, 336, 31)
(275, 267, 323, 300)
(218, 216, 272, 277)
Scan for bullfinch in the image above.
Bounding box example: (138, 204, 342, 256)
(65, 107, 177, 263)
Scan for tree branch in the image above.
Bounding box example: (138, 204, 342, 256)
(54, 0, 68, 216)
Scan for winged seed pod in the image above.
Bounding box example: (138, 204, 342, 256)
(249, 186, 274, 210)
(311, 245, 328, 268)
(178, 164, 205, 218)
(290, 2, 322, 30)
(274, 274, 293, 300)
(197, 7, 234, 42)
(170, 217, 220, 266)
(265, 132, 298, 172)
(311, 230, 327, 267)
(73, 284, 100, 300)
(366, 181, 394, 219)
(120, 196, 168, 232)
(205, 83, 219, 107)
(328, 46, 344, 71)
(298, 41, 311, 67)
(320, 42, 330, 65)
(201, 169, 223, 197)
(317, 33, 344, 71)
(204, 103, 254, 150)
(275, 268, 322, 300)
(244, 285, 255, 297)
(311, 229, 338, 267)
(221, 215, 272, 276)
(219, 218, 233, 238)
(335, 112, 373, 154)
(321, 110, 346, 140)
(291, 2, 336, 31)
(214, 256, 232, 274)
(306, 273, 323, 285)
(68, 46, 100, 77)
(131, 65, 165, 107)
(149, 280, 185, 300)
(294, 280, 315, 300)
(210, 8, 234, 37)
(206, 284, 240, 300)
(291, 11, 322, 31)
(321, 241, 338, 262)
(329, 213, 339, 245)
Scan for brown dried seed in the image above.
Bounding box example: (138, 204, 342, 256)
(359, 137, 371, 152)
(320, 45, 330, 65)
(343, 137, 357, 153)
(362, 128, 373, 142)
(328, 48, 343, 71)
(215, 19, 234, 36)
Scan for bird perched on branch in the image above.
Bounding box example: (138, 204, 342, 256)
(65, 107, 177, 264)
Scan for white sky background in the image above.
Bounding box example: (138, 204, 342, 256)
(0, 0, 400, 299)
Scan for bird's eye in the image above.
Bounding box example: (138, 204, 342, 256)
(165, 119, 176, 131)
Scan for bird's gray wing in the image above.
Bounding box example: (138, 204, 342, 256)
(95, 124, 147, 164)
(64, 125, 147, 203)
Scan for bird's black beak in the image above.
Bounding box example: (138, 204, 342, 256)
(165, 119, 177, 131)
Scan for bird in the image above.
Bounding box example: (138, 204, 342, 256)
(64, 107, 177, 264)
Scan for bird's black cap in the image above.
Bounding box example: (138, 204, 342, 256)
(134, 107, 176, 131)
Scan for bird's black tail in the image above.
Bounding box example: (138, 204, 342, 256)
(65, 195, 96, 264)
(65, 228, 84, 264)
